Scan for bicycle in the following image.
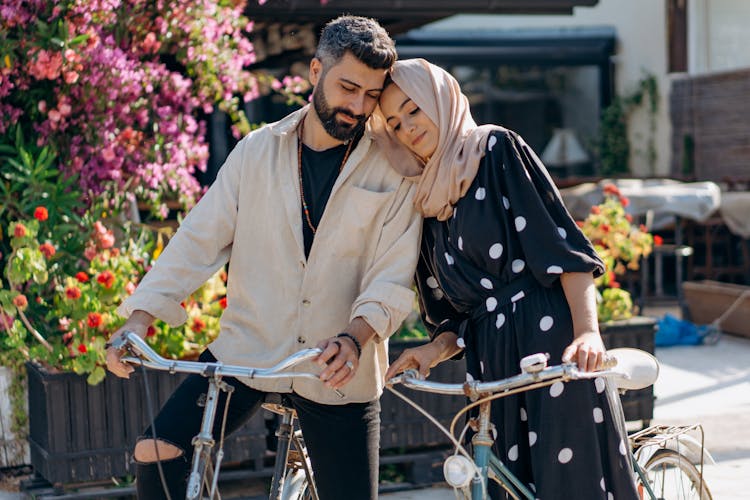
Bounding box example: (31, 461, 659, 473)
(386, 348, 714, 500)
(110, 330, 328, 500)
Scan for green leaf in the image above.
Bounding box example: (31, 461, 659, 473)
(69, 34, 90, 46)
(87, 366, 106, 385)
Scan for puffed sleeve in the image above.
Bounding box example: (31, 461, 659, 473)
(488, 129, 604, 287)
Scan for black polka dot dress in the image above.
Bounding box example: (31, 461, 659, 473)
(416, 130, 639, 499)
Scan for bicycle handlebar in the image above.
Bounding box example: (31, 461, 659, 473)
(112, 330, 324, 382)
(387, 362, 623, 399)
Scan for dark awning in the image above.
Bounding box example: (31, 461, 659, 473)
(395, 26, 616, 66)
(245, 1, 600, 36)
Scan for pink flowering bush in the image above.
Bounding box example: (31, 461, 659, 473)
(0, 0, 270, 214)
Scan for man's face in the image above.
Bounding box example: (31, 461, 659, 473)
(310, 52, 388, 141)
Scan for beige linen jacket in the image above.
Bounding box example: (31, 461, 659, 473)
(118, 107, 421, 404)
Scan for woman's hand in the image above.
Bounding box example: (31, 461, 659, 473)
(561, 331, 607, 372)
(384, 342, 444, 381)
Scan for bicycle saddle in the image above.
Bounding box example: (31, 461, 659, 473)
(608, 348, 660, 391)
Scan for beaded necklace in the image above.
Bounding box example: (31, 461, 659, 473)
(297, 118, 354, 234)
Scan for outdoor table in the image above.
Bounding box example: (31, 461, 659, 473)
(559, 179, 722, 306)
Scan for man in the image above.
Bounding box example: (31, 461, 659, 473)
(106, 16, 420, 499)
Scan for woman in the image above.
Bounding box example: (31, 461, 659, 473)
(380, 59, 638, 499)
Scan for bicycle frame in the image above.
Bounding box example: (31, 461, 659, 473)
(387, 352, 667, 500)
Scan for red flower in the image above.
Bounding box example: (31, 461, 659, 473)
(191, 318, 206, 333)
(602, 183, 621, 197)
(607, 271, 616, 282)
(34, 206, 49, 221)
(653, 235, 664, 246)
(610, 281, 621, 288)
(219, 297, 228, 309)
(619, 196, 630, 207)
(87, 312, 103, 328)
(65, 286, 81, 300)
(75, 271, 89, 283)
(590, 205, 601, 215)
(601, 224, 610, 233)
(575, 220, 585, 228)
(39, 242, 56, 258)
(77, 344, 87, 354)
(96, 270, 115, 289)
(13, 223, 26, 238)
(146, 325, 156, 337)
(12, 294, 28, 309)
(625, 213, 633, 222)
(62, 332, 73, 344)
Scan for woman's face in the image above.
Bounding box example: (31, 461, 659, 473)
(379, 83, 439, 162)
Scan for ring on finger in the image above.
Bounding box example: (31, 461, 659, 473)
(345, 360, 354, 370)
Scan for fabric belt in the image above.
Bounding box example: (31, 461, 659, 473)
(456, 273, 541, 343)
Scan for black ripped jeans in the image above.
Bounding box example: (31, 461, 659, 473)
(135, 350, 380, 500)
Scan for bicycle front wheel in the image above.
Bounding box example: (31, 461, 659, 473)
(638, 449, 712, 500)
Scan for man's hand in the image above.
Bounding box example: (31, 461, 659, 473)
(561, 331, 607, 372)
(105, 310, 154, 379)
(315, 336, 359, 390)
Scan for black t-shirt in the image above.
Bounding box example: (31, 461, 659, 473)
(300, 137, 357, 257)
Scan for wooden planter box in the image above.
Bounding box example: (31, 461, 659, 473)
(600, 316, 657, 425)
(380, 339, 467, 450)
(683, 280, 750, 338)
(26, 361, 267, 486)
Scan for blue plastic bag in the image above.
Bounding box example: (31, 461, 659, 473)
(655, 313, 709, 346)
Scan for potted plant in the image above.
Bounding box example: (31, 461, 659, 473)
(578, 183, 657, 424)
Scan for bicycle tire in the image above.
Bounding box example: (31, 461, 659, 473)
(280, 468, 314, 500)
(638, 449, 712, 500)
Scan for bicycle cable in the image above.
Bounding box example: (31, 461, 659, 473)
(209, 385, 234, 498)
(449, 378, 563, 438)
(386, 386, 486, 496)
(139, 360, 173, 500)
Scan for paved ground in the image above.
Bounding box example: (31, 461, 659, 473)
(2, 307, 749, 499)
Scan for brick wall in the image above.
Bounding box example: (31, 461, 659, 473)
(671, 69, 750, 182)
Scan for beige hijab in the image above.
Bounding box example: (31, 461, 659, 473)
(376, 59, 505, 221)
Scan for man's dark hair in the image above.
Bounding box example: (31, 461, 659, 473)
(316, 15, 397, 70)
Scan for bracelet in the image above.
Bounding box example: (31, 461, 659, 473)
(336, 332, 362, 359)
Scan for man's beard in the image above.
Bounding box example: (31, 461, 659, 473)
(312, 86, 367, 142)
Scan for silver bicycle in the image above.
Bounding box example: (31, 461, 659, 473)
(387, 348, 713, 499)
(110, 331, 325, 500)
